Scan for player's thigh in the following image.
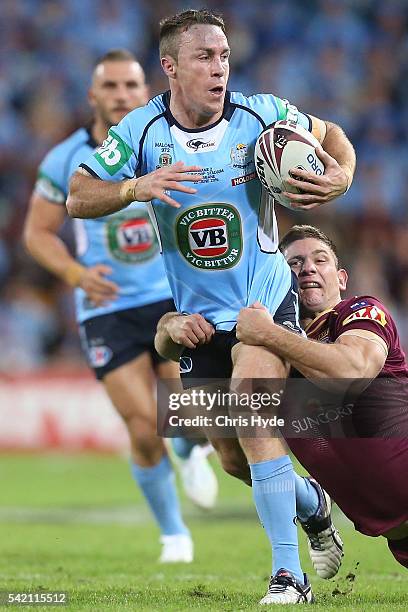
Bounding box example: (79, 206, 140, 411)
(231, 342, 289, 378)
(231, 344, 289, 461)
(156, 358, 180, 380)
(103, 351, 157, 429)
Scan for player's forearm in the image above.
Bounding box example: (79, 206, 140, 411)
(262, 325, 363, 379)
(67, 171, 135, 219)
(154, 313, 184, 361)
(322, 121, 356, 190)
(24, 228, 85, 287)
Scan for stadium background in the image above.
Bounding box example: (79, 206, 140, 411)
(1, 0, 408, 373)
(1, 2, 408, 608)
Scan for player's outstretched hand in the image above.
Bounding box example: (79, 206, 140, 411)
(236, 302, 274, 345)
(283, 146, 350, 210)
(79, 264, 119, 307)
(134, 161, 203, 208)
(167, 313, 215, 349)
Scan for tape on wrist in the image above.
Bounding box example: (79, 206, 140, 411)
(119, 179, 138, 204)
(63, 261, 86, 287)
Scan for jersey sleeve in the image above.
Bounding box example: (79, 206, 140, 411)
(334, 297, 395, 350)
(248, 94, 312, 132)
(80, 114, 138, 182)
(35, 147, 67, 204)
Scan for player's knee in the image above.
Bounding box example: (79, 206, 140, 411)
(220, 455, 251, 485)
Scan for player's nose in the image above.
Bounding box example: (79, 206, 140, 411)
(300, 258, 317, 274)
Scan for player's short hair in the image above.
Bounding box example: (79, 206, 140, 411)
(159, 9, 226, 60)
(95, 49, 138, 66)
(279, 225, 340, 268)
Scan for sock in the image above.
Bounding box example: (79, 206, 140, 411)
(250, 455, 303, 582)
(131, 455, 189, 536)
(294, 474, 319, 522)
(171, 437, 196, 460)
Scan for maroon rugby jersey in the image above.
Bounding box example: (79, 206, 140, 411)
(305, 295, 408, 378)
(287, 295, 408, 536)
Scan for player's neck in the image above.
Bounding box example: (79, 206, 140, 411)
(91, 120, 109, 146)
(168, 92, 222, 129)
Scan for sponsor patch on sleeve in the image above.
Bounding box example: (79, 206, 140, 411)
(94, 129, 133, 176)
(342, 305, 387, 327)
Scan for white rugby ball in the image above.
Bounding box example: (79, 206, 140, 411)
(254, 120, 324, 209)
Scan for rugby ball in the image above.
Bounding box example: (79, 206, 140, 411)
(254, 120, 324, 209)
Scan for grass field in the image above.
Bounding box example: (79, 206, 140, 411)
(0, 453, 406, 611)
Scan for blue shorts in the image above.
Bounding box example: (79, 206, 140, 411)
(180, 272, 301, 388)
(79, 299, 175, 380)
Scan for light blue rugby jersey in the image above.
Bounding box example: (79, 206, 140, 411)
(35, 127, 172, 324)
(81, 92, 312, 330)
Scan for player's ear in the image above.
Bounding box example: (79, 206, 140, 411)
(338, 268, 348, 291)
(88, 87, 97, 109)
(161, 55, 177, 80)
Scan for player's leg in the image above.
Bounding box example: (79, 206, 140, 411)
(273, 272, 343, 579)
(103, 353, 192, 562)
(232, 342, 308, 594)
(386, 535, 408, 569)
(155, 357, 219, 510)
(80, 311, 192, 562)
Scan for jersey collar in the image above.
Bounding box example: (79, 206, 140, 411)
(162, 90, 233, 133)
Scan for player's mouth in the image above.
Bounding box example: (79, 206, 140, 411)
(209, 86, 224, 97)
(299, 281, 322, 289)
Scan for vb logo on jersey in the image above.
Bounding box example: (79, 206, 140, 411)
(95, 130, 133, 176)
(107, 210, 159, 263)
(176, 203, 242, 270)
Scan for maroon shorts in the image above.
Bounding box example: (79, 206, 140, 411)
(287, 438, 408, 536)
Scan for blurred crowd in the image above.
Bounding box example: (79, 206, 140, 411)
(1, 0, 408, 371)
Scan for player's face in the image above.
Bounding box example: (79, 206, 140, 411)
(165, 25, 230, 122)
(284, 238, 347, 315)
(89, 60, 148, 127)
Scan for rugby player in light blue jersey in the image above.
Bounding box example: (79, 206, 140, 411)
(24, 49, 218, 565)
(67, 10, 356, 605)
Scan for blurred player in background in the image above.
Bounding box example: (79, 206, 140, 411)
(66, 9, 356, 605)
(237, 225, 408, 569)
(24, 49, 218, 564)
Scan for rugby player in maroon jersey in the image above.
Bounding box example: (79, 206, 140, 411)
(237, 224, 408, 569)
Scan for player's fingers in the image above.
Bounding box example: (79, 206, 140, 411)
(92, 276, 119, 292)
(179, 337, 197, 349)
(200, 321, 215, 342)
(288, 168, 321, 184)
(185, 329, 202, 345)
(93, 264, 113, 275)
(282, 191, 326, 204)
(315, 145, 335, 165)
(173, 164, 203, 173)
(157, 192, 182, 208)
(168, 172, 203, 183)
(285, 178, 326, 195)
(165, 181, 199, 194)
(251, 301, 267, 310)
